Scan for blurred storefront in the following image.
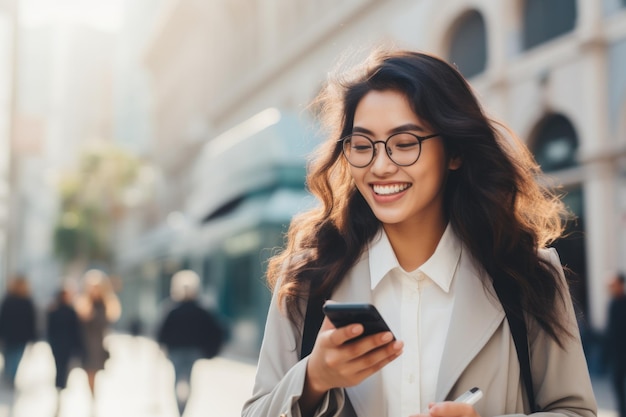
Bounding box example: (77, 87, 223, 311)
(115, 108, 318, 357)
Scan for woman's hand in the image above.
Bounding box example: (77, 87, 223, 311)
(410, 401, 482, 417)
(299, 315, 403, 415)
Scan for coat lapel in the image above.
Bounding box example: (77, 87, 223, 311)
(435, 251, 505, 400)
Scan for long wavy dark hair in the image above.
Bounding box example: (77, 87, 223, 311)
(267, 49, 572, 346)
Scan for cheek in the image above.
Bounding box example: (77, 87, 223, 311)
(349, 169, 369, 195)
(408, 161, 448, 194)
(349, 167, 362, 185)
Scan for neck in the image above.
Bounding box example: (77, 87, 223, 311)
(383, 215, 448, 271)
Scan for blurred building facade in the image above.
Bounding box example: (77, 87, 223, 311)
(0, 0, 17, 292)
(6, 20, 117, 304)
(111, 0, 626, 359)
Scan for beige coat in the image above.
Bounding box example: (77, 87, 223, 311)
(242, 248, 597, 417)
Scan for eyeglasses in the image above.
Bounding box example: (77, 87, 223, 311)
(338, 132, 440, 168)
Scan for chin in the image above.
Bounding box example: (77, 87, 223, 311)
(372, 213, 407, 226)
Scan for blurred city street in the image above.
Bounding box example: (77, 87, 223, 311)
(0, 1, 624, 416)
(0, 334, 257, 417)
(0, 332, 620, 417)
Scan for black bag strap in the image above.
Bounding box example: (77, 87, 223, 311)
(300, 288, 325, 360)
(492, 278, 539, 413)
(300, 276, 538, 413)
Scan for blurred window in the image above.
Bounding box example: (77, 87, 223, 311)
(202, 256, 213, 286)
(532, 114, 579, 172)
(553, 186, 588, 318)
(221, 254, 254, 318)
(522, 0, 577, 50)
(448, 10, 487, 78)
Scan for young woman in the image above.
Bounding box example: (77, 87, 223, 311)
(242, 49, 597, 417)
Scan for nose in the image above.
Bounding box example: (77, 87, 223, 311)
(370, 142, 397, 174)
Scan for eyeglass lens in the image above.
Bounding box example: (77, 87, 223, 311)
(342, 133, 422, 167)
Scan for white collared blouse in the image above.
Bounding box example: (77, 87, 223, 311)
(368, 223, 461, 416)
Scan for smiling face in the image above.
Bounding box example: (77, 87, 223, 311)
(349, 89, 460, 232)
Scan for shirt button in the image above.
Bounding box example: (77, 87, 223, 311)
(408, 373, 415, 383)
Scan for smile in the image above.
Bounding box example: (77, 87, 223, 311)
(372, 183, 411, 195)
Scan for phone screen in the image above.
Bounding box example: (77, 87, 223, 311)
(322, 303, 395, 342)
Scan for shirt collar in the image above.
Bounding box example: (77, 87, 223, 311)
(368, 223, 462, 292)
(368, 229, 398, 290)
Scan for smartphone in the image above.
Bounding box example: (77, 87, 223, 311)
(322, 303, 395, 342)
(454, 387, 483, 405)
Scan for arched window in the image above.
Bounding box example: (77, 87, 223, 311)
(522, 0, 577, 50)
(532, 114, 579, 172)
(448, 10, 487, 78)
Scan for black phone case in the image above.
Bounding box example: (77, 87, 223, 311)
(322, 303, 394, 342)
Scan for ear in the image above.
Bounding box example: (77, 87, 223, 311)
(448, 155, 462, 170)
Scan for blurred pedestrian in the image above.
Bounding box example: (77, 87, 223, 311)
(157, 270, 224, 415)
(47, 286, 83, 391)
(606, 272, 626, 417)
(75, 269, 121, 397)
(0, 274, 37, 389)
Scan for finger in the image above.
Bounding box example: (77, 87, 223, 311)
(321, 331, 398, 380)
(322, 300, 336, 330)
(320, 315, 336, 331)
(355, 351, 402, 380)
(340, 330, 396, 359)
(429, 401, 476, 417)
(323, 317, 365, 346)
(329, 345, 402, 388)
(334, 339, 402, 382)
(352, 340, 403, 375)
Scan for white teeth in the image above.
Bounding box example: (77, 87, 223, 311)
(372, 184, 410, 195)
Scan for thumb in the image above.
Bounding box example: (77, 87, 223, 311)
(321, 300, 337, 331)
(320, 315, 335, 331)
(320, 300, 336, 331)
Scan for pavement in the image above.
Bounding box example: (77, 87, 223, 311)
(0, 334, 256, 417)
(0, 334, 620, 417)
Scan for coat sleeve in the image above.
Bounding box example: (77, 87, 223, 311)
(0, 301, 7, 340)
(241, 282, 347, 417)
(157, 307, 174, 347)
(525, 248, 597, 417)
(26, 299, 37, 341)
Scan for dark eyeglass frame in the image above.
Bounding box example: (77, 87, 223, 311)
(338, 131, 440, 168)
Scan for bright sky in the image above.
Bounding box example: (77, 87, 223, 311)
(19, 0, 125, 32)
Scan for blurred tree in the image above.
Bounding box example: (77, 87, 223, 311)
(53, 142, 148, 271)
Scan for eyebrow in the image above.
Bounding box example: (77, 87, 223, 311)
(352, 123, 428, 136)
